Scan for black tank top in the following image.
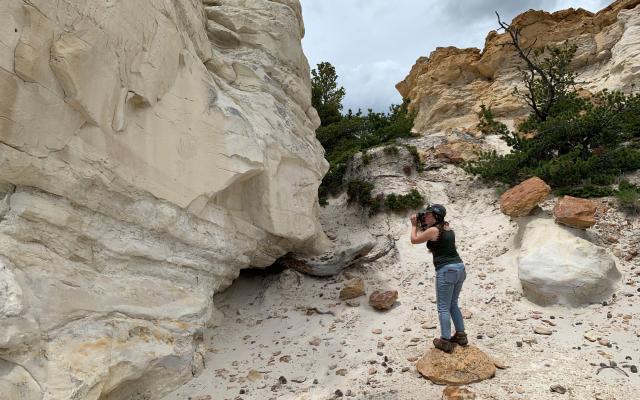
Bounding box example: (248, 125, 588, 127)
(426, 229, 463, 270)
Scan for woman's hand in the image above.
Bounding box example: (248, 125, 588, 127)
(410, 214, 417, 227)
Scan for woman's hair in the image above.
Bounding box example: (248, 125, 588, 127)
(432, 220, 449, 241)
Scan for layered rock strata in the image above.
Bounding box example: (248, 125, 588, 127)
(0, 0, 328, 399)
(397, 0, 640, 133)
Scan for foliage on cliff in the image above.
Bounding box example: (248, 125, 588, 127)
(312, 62, 419, 210)
(464, 20, 640, 202)
(311, 62, 346, 126)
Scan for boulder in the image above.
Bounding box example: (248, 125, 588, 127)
(517, 218, 621, 306)
(416, 345, 496, 385)
(553, 195, 597, 229)
(442, 386, 476, 400)
(500, 177, 551, 217)
(369, 290, 398, 310)
(339, 278, 366, 300)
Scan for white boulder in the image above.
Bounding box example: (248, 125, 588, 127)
(517, 218, 620, 306)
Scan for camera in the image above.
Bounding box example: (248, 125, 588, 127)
(416, 208, 428, 231)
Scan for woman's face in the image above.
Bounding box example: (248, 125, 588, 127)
(422, 212, 436, 226)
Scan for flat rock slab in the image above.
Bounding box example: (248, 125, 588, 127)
(416, 345, 496, 385)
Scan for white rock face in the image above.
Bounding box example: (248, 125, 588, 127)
(0, 0, 328, 398)
(517, 218, 621, 306)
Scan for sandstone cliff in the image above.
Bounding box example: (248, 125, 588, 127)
(0, 0, 328, 398)
(397, 0, 640, 133)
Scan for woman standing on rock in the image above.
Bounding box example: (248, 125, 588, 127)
(410, 204, 467, 353)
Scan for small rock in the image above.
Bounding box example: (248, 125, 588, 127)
(462, 309, 473, 319)
(553, 195, 597, 229)
(369, 290, 398, 310)
(403, 327, 412, 332)
(336, 369, 347, 376)
(442, 386, 476, 400)
(345, 299, 360, 307)
(368, 367, 377, 375)
(534, 326, 552, 335)
(309, 338, 321, 346)
(631, 365, 638, 373)
(372, 328, 382, 335)
(279, 355, 291, 363)
(291, 376, 307, 383)
(598, 339, 610, 347)
(584, 331, 599, 342)
(340, 278, 366, 300)
(401, 367, 410, 372)
(278, 376, 287, 384)
(335, 389, 343, 397)
(550, 385, 567, 394)
(247, 369, 262, 382)
(407, 356, 419, 362)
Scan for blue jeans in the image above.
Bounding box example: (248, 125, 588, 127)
(435, 262, 466, 339)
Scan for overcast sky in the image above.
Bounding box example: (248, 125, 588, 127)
(300, 0, 611, 113)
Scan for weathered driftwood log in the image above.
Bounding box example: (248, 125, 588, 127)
(274, 239, 376, 277)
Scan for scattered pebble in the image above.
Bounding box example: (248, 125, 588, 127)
(550, 385, 567, 394)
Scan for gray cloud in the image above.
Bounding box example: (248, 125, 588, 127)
(301, 0, 611, 112)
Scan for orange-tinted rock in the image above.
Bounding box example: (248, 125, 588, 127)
(442, 386, 476, 400)
(369, 290, 398, 310)
(553, 195, 597, 229)
(434, 141, 481, 164)
(416, 345, 496, 385)
(340, 278, 365, 300)
(499, 177, 551, 217)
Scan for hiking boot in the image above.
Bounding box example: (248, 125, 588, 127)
(451, 331, 468, 346)
(433, 337, 455, 353)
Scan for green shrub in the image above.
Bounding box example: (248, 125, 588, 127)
(617, 180, 640, 212)
(346, 179, 375, 207)
(362, 150, 372, 165)
(403, 145, 424, 173)
(384, 145, 400, 155)
(317, 98, 416, 204)
(464, 36, 640, 195)
(384, 189, 424, 212)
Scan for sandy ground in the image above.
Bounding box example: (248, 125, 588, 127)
(161, 165, 640, 400)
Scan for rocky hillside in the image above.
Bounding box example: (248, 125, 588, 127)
(397, 0, 640, 133)
(0, 0, 329, 399)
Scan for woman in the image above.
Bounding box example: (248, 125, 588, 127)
(410, 204, 467, 353)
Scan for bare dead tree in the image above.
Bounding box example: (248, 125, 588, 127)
(495, 12, 556, 122)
